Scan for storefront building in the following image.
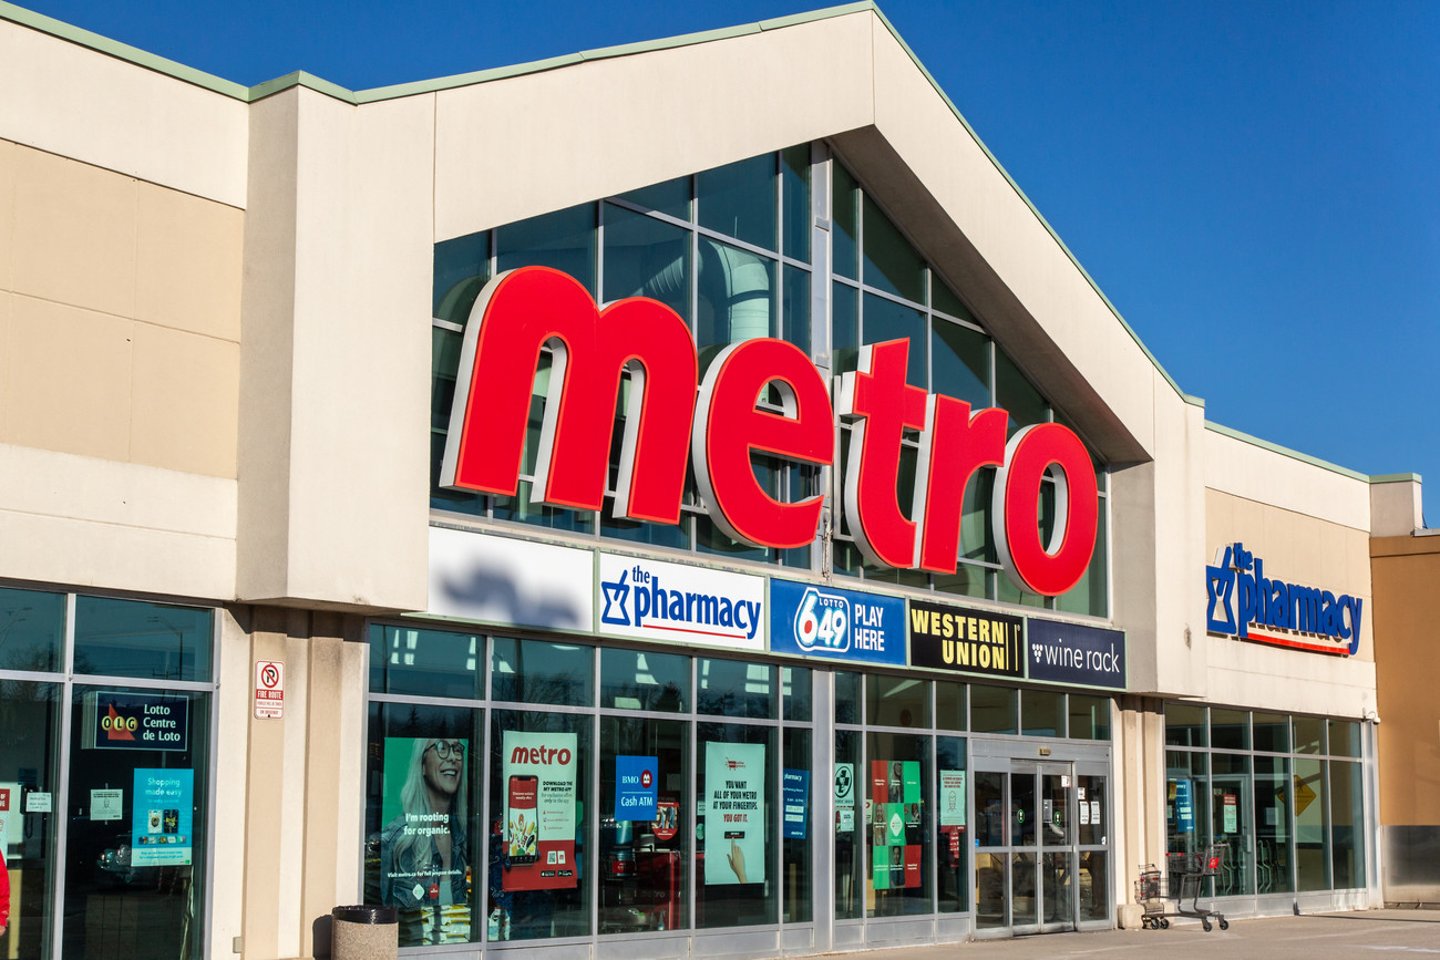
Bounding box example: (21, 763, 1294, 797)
(0, 3, 1416, 959)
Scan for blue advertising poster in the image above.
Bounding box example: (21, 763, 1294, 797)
(1175, 778, 1195, 833)
(130, 768, 194, 866)
(783, 768, 809, 840)
(1025, 618, 1126, 689)
(615, 755, 658, 821)
(769, 580, 906, 666)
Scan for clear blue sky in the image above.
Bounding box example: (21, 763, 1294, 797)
(17, 0, 1440, 508)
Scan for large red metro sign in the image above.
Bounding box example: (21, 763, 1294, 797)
(441, 267, 1098, 596)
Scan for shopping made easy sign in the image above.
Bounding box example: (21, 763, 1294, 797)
(768, 579, 906, 665)
(598, 553, 764, 651)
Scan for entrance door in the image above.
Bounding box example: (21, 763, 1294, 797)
(973, 753, 1109, 937)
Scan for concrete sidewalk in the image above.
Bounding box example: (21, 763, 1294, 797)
(841, 911, 1440, 960)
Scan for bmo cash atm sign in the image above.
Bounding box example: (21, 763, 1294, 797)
(769, 580, 906, 666)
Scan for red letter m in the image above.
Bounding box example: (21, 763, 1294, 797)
(440, 267, 697, 523)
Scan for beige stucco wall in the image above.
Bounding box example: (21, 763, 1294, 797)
(224, 608, 367, 960)
(235, 87, 432, 612)
(1370, 534, 1440, 827)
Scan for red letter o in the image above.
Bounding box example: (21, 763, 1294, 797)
(992, 423, 1099, 596)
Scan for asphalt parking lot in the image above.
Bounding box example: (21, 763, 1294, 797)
(841, 911, 1440, 960)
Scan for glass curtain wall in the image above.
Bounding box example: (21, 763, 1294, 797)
(1164, 703, 1367, 897)
(429, 145, 1109, 614)
(365, 626, 815, 950)
(0, 585, 216, 960)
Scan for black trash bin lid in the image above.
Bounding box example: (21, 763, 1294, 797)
(332, 905, 398, 924)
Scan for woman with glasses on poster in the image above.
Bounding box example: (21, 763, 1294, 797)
(376, 738, 471, 944)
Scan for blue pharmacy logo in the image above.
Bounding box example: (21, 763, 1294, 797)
(1205, 541, 1362, 656)
(600, 570, 632, 626)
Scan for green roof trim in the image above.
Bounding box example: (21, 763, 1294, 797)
(1369, 473, 1423, 485)
(0, 0, 248, 99)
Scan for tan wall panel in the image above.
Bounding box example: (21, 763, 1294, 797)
(0, 293, 133, 460)
(1205, 488, 1374, 661)
(10, 144, 137, 318)
(434, 13, 874, 240)
(0, 139, 13, 291)
(1371, 536, 1440, 826)
(130, 322, 240, 477)
(0, 20, 248, 207)
(136, 179, 244, 341)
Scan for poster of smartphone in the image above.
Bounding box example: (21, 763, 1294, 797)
(501, 730, 579, 891)
(507, 775, 539, 863)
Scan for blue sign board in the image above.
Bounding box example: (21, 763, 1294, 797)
(615, 755, 658, 821)
(1174, 778, 1194, 834)
(783, 768, 809, 840)
(769, 580, 906, 666)
(130, 768, 194, 866)
(1026, 618, 1126, 689)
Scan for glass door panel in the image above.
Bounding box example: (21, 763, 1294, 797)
(62, 686, 210, 960)
(1010, 772, 1036, 847)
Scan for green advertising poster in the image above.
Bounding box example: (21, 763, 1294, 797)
(871, 845, 890, 890)
(902, 762, 921, 804)
(374, 737, 472, 945)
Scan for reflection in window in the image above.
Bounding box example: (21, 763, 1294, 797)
(433, 231, 490, 324)
(698, 155, 776, 251)
(492, 638, 593, 706)
(72, 597, 212, 683)
(601, 648, 689, 712)
(496, 204, 597, 295)
(0, 585, 64, 673)
(603, 203, 690, 322)
(862, 195, 925, 304)
(370, 624, 483, 700)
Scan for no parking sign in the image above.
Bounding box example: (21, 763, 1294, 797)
(254, 660, 285, 719)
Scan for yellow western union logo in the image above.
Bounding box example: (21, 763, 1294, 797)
(908, 603, 1021, 673)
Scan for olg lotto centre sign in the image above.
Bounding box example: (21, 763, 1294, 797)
(441, 267, 1099, 596)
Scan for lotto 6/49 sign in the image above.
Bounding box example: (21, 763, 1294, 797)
(769, 580, 906, 666)
(440, 267, 1098, 597)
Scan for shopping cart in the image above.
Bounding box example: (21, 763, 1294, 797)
(1134, 845, 1230, 932)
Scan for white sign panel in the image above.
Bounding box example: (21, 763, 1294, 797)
(26, 791, 52, 813)
(91, 788, 124, 822)
(704, 741, 766, 885)
(429, 528, 593, 631)
(598, 553, 765, 651)
(254, 660, 285, 719)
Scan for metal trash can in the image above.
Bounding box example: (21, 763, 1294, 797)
(331, 905, 398, 960)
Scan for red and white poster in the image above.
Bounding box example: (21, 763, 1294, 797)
(501, 731, 578, 891)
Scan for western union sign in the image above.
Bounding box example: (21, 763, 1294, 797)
(908, 599, 1024, 678)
